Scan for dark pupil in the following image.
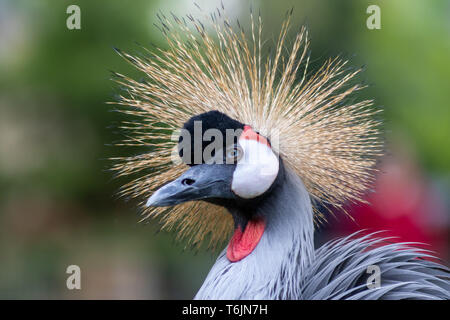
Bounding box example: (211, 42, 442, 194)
(227, 146, 241, 162)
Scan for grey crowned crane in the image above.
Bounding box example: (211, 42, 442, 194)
(111, 9, 450, 299)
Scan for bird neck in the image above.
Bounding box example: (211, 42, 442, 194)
(195, 166, 315, 299)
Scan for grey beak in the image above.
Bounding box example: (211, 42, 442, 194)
(146, 164, 236, 207)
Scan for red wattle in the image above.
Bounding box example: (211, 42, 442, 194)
(226, 218, 266, 262)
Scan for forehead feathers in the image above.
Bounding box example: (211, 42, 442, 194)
(178, 110, 244, 165)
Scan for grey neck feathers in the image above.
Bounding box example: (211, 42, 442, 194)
(195, 167, 315, 299)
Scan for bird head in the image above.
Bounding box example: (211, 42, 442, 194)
(147, 111, 280, 206)
(145, 110, 284, 261)
(146, 110, 280, 215)
(110, 7, 382, 251)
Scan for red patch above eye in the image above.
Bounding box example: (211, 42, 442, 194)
(226, 218, 266, 262)
(241, 125, 271, 148)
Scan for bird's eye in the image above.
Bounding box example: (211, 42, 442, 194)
(225, 145, 243, 163)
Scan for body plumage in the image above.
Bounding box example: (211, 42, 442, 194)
(195, 166, 449, 299)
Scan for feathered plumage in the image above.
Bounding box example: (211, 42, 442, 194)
(302, 232, 450, 299)
(110, 8, 382, 249)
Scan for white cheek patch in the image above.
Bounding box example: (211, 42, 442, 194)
(231, 139, 279, 199)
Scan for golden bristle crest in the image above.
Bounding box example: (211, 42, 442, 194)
(110, 8, 383, 249)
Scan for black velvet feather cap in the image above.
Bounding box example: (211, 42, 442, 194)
(178, 110, 244, 165)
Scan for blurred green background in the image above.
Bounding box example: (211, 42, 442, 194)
(0, 0, 449, 298)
